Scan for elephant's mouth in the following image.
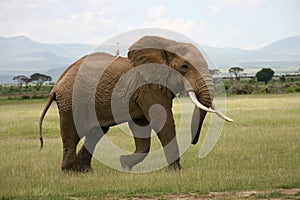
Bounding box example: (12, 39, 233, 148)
(187, 90, 233, 122)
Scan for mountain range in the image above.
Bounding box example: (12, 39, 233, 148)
(0, 35, 300, 84)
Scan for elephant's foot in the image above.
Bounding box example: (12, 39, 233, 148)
(120, 153, 148, 171)
(76, 164, 92, 172)
(61, 163, 78, 173)
(76, 158, 93, 172)
(76, 145, 93, 172)
(62, 167, 92, 173)
(168, 159, 182, 171)
(61, 161, 92, 173)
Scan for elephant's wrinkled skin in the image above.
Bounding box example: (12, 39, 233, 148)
(39, 36, 230, 172)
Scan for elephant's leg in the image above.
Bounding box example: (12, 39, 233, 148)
(120, 119, 151, 171)
(137, 92, 182, 170)
(60, 113, 80, 172)
(156, 122, 182, 171)
(76, 126, 109, 171)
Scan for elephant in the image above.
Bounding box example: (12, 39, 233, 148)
(39, 36, 232, 172)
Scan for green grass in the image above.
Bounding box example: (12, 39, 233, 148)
(0, 94, 299, 199)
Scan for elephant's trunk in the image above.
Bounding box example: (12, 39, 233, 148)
(185, 75, 233, 144)
(189, 85, 213, 145)
(191, 107, 207, 144)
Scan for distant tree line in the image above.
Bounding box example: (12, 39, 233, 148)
(220, 67, 300, 94)
(227, 67, 275, 84)
(13, 73, 52, 91)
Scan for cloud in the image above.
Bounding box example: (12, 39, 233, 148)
(199, 28, 244, 48)
(146, 5, 168, 19)
(0, 0, 133, 43)
(143, 6, 206, 42)
(1, 0, 298, 50)
(243, 43, 267, 50)
(209, 5, 220, 16)
(143, 17, 206, 41)
(214, 0, 265, 8)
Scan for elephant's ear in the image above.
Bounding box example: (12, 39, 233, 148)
(114, 64, 173, 103)
(128, 36, 178, 67)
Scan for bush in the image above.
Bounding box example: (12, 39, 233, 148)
(31, 95, 47, 99)
(227, 82, 259, 94)
(21, 95, 30, 99)
(241, 83, 259, 94)
(265, 85, 284, 93)
(279, 75, 286, 82)
(8, 86, 20, 94)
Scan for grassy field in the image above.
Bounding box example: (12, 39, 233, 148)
(0, 94, 299, 199)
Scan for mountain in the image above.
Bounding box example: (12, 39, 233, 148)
(0, 35, 300, 84)
(0, 35, 95, 72)
(260, 35, 300, 55)
(202, 35, 300, 70)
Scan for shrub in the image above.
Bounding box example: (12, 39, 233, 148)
(279, 75, 286, 82)
(21, 95, 31, 99)
(227, 82, 259, 94)
(266, 85, 278, 93)
(31, 95, 47, 99)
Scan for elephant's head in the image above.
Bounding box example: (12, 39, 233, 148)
(127, 36, 232, 144)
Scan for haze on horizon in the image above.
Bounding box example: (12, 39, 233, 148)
(0, 0, 300, 50)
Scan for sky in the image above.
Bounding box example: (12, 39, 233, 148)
(0, 0, 299, 49)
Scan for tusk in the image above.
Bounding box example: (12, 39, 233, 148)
(211, 103, 234, 122)
(187, 91, 234, 122)
(188, 91, 216, 113)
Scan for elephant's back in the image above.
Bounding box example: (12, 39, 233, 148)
(56, 52, 116, 88)
(53, 52, 117, 112)
(95, 57, 134, 124)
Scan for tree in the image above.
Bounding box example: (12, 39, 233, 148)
(256, 68, 274, 84)
(24, 77, 32, 88)
(13, 75, 30, 88)
(229, 67, 244, 81)
(30, 73, 52, 91)
(279, 75, 286, 82)
(209, 69, 221, 76)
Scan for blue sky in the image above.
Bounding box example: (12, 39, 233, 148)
(0, 0, 299, 49)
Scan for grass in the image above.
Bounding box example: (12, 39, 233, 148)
(0, 94, 299, 199)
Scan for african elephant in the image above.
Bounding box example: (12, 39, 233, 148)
(39, 36, 232, 172)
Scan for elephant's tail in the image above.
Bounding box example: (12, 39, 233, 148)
(39, 92, 55, 150)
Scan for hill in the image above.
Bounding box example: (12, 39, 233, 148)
(0, 35, 300, 83)
(260, 35, 300, 55)
(202, 35, 300, 71)
(0, 36, 95, 80)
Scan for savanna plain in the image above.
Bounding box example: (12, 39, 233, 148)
(0, 94, 299, 199)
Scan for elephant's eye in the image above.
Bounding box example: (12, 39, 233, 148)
(182, 63, 189, 70)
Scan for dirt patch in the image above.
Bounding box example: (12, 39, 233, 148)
(82, 189, 300, 199)
(281, 188, 300, 195)
(108, 188, 300, 200)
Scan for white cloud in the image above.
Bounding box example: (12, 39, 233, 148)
(200, 28, 244, 48)
(243, 43, 267, 50)
(0, 0, 133, 43)
(1, 0, 299, 50)
(147, 5, 168, 19)
(144, 6, 206, 41)
(209, 5, 220, 16)
(143, 17, 206, 41)
(214, 0, 265, 8)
